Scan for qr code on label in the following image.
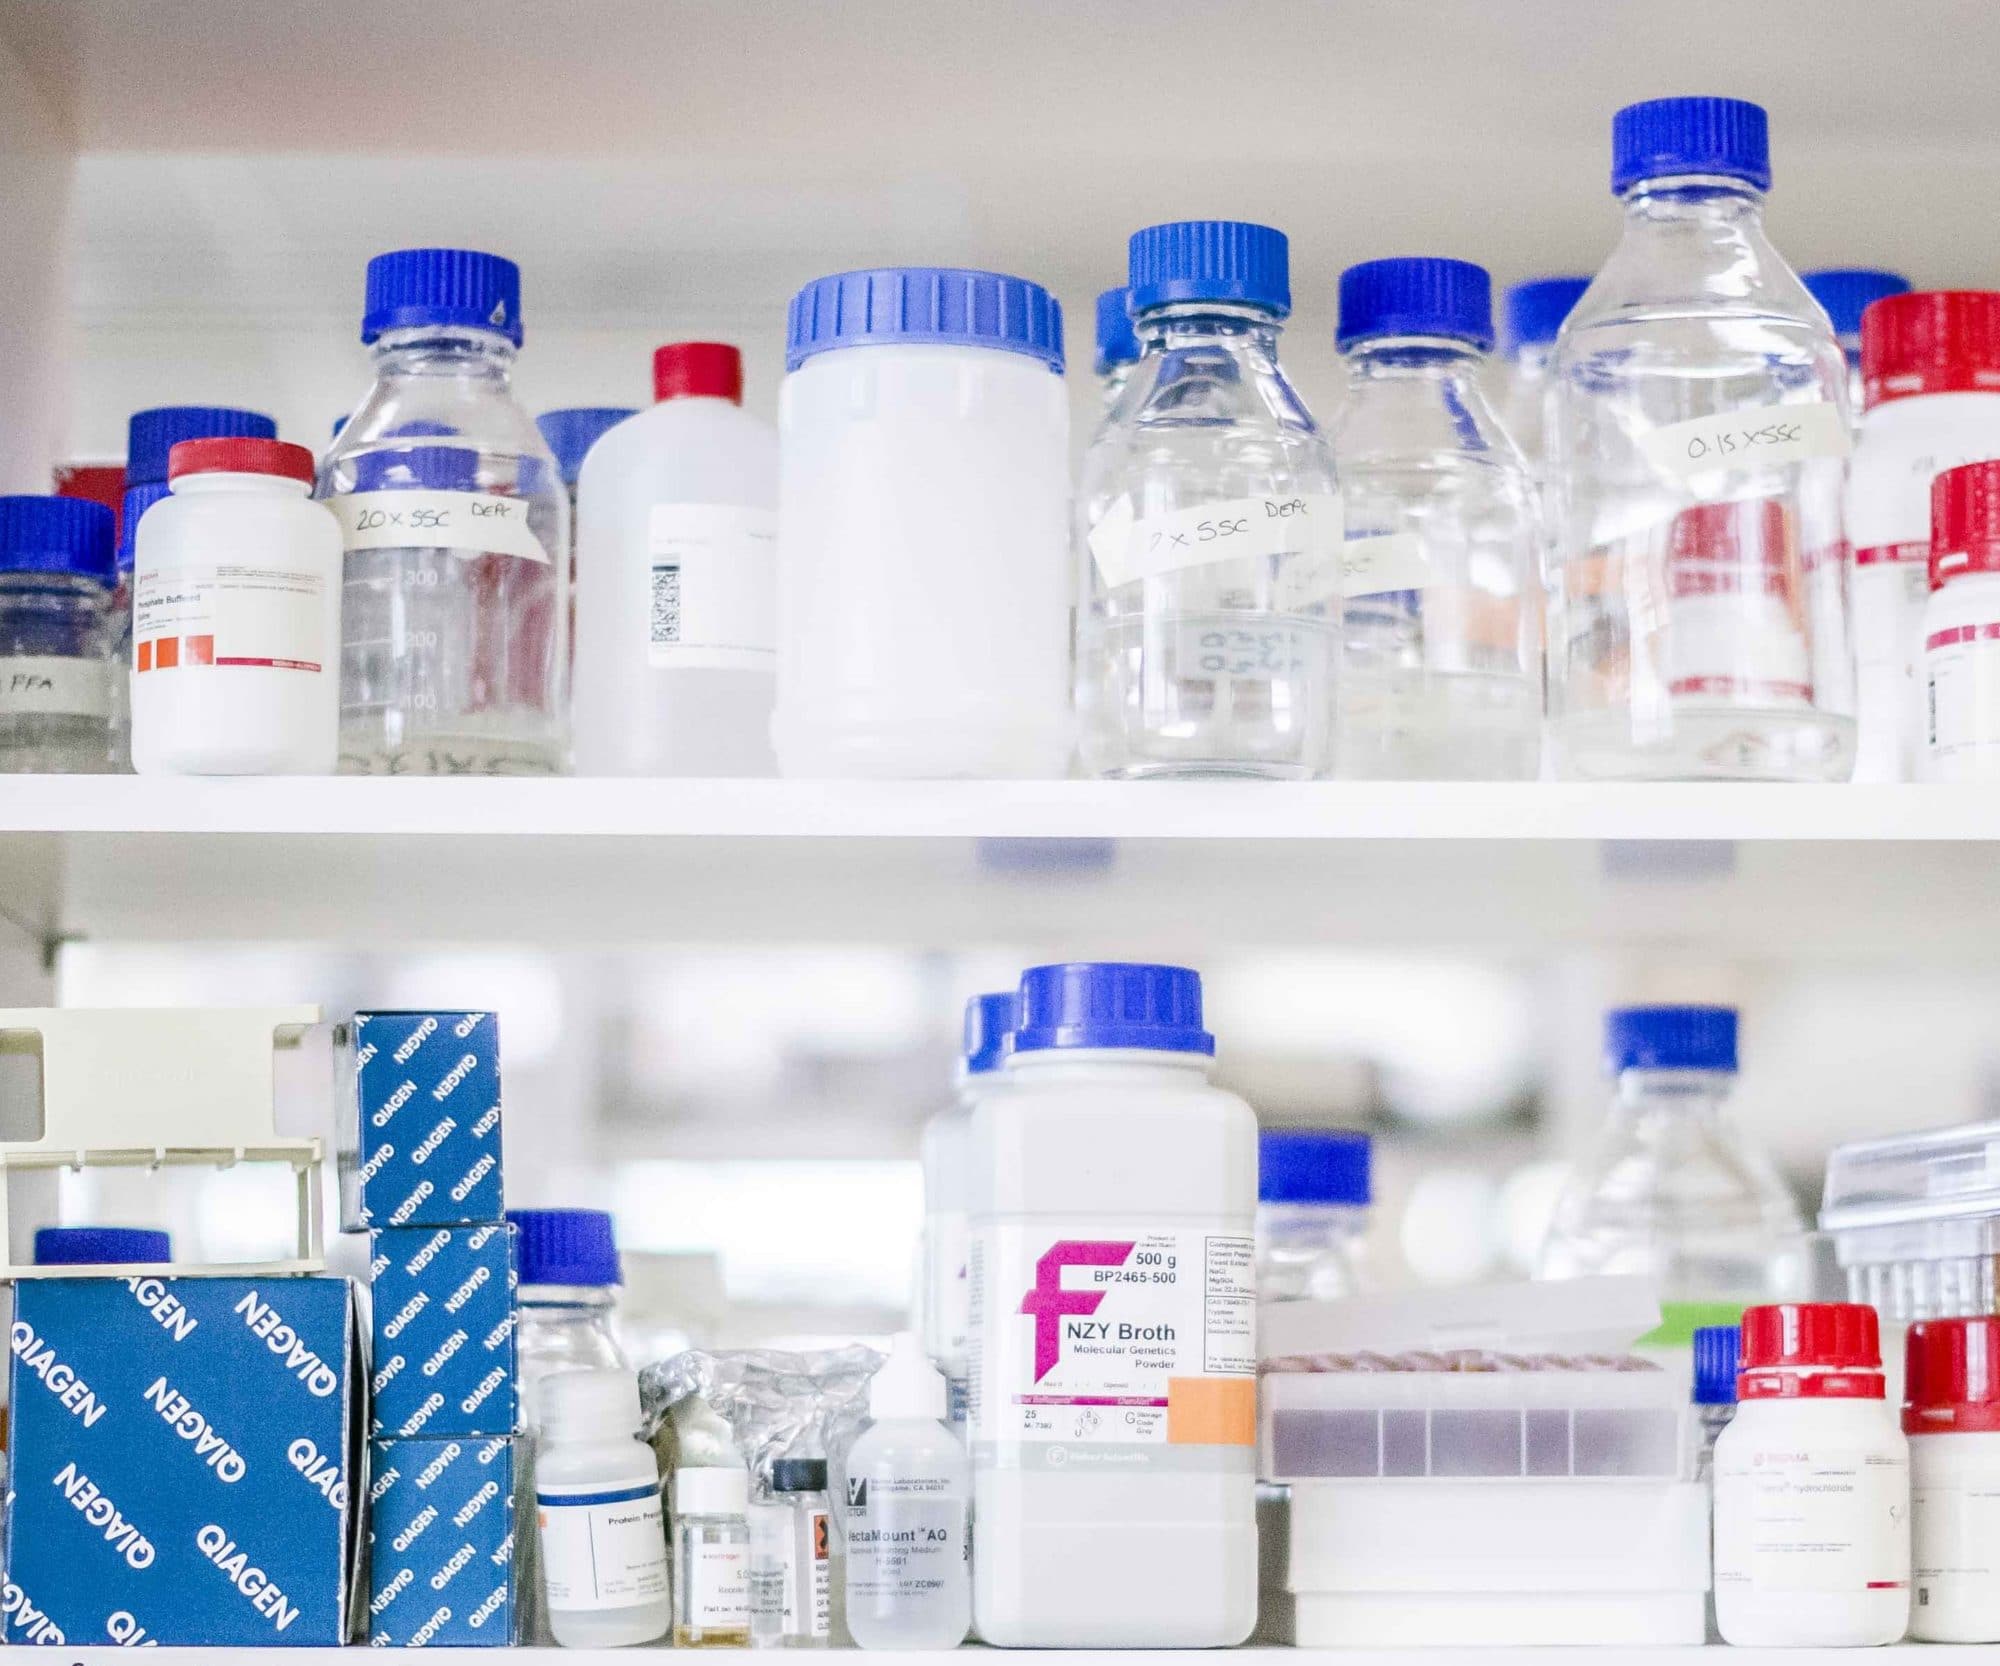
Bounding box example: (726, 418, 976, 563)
(650, 563, 681, 645)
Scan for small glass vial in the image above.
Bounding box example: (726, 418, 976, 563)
(1078, 220, 1340, 779)
(1094, 286, 1140, 415)
(676, 1464, 752, 1647)
(1922, 460, 2000, 781)
(535, 1368, 671, 1648)
(130, 437, 342, 774)
(749, 1458, 831, 1649)
(0, 494, 117, 773)
(1713, 1303, 1909, 1646)
(1905, 1316, 2000, 1642)
(1256, 1128, 1371, 1302)
(1329, 257, 1543, 779)
(320, 246, 569, 775)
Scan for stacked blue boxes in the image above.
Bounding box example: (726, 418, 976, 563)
(347, 1011, 518, 1647)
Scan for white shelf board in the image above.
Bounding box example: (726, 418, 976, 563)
(47, 1649, 2000, 1664)
(1, 778, 2000, 956)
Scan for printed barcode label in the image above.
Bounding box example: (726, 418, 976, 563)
(650, 564, 683, 647)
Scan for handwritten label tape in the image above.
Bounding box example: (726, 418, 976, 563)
(1638, 401, 1849, 482)
(330, 491, 549, 565)
(1088, 492, 1343, 592)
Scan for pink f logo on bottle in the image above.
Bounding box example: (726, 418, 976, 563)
(1019, 1240, 1135, 1381)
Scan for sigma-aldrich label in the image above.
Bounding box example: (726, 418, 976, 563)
(966, 1225, 1256, 1467)
(369, 1436, 516, 1646)
(370, 1224, 519, 1439)
(340, 1010, 504, 1229)
(3, 1276, 362, 1645)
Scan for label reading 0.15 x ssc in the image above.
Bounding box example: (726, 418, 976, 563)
(330, 490, 549, 564)
(968, 1227, 1256, 1462)
(536, 1483, 670, 1613)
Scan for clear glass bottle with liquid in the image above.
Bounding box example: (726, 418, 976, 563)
(1499, 277, 1589, 477)
(1546, 97, 1856, 781)
(676, 1465, 752, 1647)
(1328, 258, 1543, 779)
(1077, 220, 1341, 779)
(0, 495, 116, 773)
(320, 246, 568, 775)
(1537, 1005, 1808, 1344)
(748, 1458, 832, 1649)
(1094, 286, 1140, 416)
(1256, 1128, 1372, 1302)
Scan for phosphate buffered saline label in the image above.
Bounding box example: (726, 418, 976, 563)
(134, 565, 330, 677)
(536, 1482, 669, 1612)
(968, 1227, 1256, 1463)
(1088, 493, 1343, 591)
(1714, 1442, 1910, 1594)
(1639, 401, 1851, 481)
(329, 490, 549, 564)
(0, 656, 108, 718)
(646, 504, 778, 667)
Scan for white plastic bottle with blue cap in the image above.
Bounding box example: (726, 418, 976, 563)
(967, 962, 1258, 1646)
(773, 268, 1070, 779)
(1499, 276, 1589, 476)
(1329, 257, 1542, 780)
(575, 344, 779, 777)
(1547, 98, 1856, 781)
(1256, 1128, 1371, 1302)
(1536, 1005, 1807, 1349)
(0, 495, 118, 774)
(920, 991, 1013, 1428)
(1093, 287, 1140, 415)
(1078, 221, 1341, 780)
(319, 247, 569, 775)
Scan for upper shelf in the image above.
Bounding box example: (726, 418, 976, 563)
(4, 778, 2000, 958)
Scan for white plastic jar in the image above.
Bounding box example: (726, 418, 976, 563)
(967, 962, 1258, 1646)
(1905, 1316, 2000, 1641)
(1922, 460, 2000, 781)
(1713, 1302, 1910, 1647)
(130, 437, 341, 774)
(1848, 291, 2000, 782)
(773, 266, 1071, 778)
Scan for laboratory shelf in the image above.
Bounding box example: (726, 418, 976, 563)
(49, 1649, 2000, 1664)
(3, 777, 2000, 956)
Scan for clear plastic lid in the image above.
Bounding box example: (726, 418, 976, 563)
(1821, 1120, 2000, 1234)
(1260, 1275, 1660, 1364)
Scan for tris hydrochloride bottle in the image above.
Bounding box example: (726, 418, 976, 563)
(1803, 268, 1911, 421)
(749, 1457, 832, 1649)
(1078, 221, 1342, 779)
(1499, 276, 1589, 476)
(535, 1368, 672, 1648)
(1094, 286, 1140, 413)
(115, 405, 277, 770)
(968, 962, 1258, 1646)
(676, 1465, 753, 1647)
(575, 344, 779, 776)
(1713, 1303, 1910, 1647)
(1904, 1316, 2000, 1642)
(921, 991, 1013, 1431)
(844, 1331, 971, 1650)
(1546, 97, 1856, 781)
(320, 247, 568, 774)
(1328, 257, 1543, 779)
(0, 495, 116, 774)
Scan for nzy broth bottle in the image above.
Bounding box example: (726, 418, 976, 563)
(967, 962, 1259, 1646)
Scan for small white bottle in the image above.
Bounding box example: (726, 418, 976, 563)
(535, 1368, 672, 1648)
(1713, 1302, 1910, 1647)
(675, 1465, 752, 1647)
(1905, 1316, 2000, 1642)
(1923, 459, 2000, 781)
(130, 436, 342, 774)
(844, 1332, 971, 1650)
(574, 343, 777, 777)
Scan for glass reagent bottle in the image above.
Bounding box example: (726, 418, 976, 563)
(0, 495, 117, 774)
(749, 1457, 831, 1649)
(676, 1465, 752, 1647)
(1094, 285, 1140, 414)
(1256, 1127, 1371, 1302)
(1500, 276, 1589, 477)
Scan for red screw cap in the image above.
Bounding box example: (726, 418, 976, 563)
(654, 342, 743, 405)
(1930, 459, 2000, 590)
(1738, 1303, 1884, 1400)
(169, 437, 315, 485)
(1906, 1317, 2000, 1434)
(1862, 290, 2000, 410)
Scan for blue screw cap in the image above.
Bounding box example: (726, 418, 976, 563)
(363, 248, 524, 347)
(1128, 220, 1290, 319)
(1011, 962, 1213, 1057)
(1338, 257, 1494, 353)
(1095, 286, 1140, 374)
(1504, 276, 1592, 354)
(1605, 1005, 1738, 1074)
(127, 406, 278, 487)
(0, 495, 115, 584)
(350, 445, 483, 494)
(1613, 97, 1770, 196)
(962, 991, 1016, 1076)
(1803, 269, 1913, 340)
(536, 407, 637, 486)
(786, 267, 1064, 373)
(508, 1208, 621, 1287)
(34, 1225, 172, 1266)
(1693, 1324, 1741, 1405)
(1259, 1129, 1372, 1206)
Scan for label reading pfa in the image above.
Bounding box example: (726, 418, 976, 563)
(0, 656, 108, 718)
(1713, 1443, 1910, 1595)
(1639, 401, 1850, 482)
(536, 1484, 669, 1612)
(330, 490, 549, 564)
(969, 1227, 1255, 1461)
(134, 564, 329, 676)
(1088, 493, 1343, 594)
(646, 504, 778, 670)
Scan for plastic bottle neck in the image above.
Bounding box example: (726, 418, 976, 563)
(519, 1283, 618, 1316)
(1005, 1047, 1214, 1086)
(370, 325, 519, 383)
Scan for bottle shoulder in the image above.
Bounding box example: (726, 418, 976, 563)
(578, 403, 778, 505)
(536, 1438, 663, 1488)
(848, 1419, 970, 1478)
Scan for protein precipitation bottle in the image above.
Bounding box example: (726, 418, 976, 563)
(967, 962, 1258, 1647)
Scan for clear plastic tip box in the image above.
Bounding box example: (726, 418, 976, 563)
(1821, 1119, 2000, 1320)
